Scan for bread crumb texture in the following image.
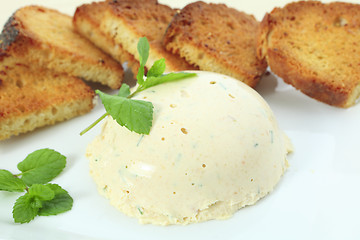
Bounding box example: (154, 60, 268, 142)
(257, 1, 360, 108)
(101, 0, 197, 72)
(73, 1, 140, 77)
(1, 5, 123, 89)
(0, 63, 94, 140)
(163, 1, 267, 87)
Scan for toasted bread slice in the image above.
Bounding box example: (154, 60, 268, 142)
(163, 1, 267, 88)
(100, 0, 197, 72)
(0, 62, 94, 141)
(257, 1, 360, 108)
(1, 5, 123, 89)
(73, 1, 140, 77)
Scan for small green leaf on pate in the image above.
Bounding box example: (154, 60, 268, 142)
(136, 66, 145, 83)
(97, 90, 154, 134)
(147, 58, 166, 77)
(137, 37, 149, 68)
(17, 149, 66, 186)
(28, 184, 55, 201)
(13, 193, 39, 224)
(136, 65, 145, 85)
(136, 37, 150, 85)
(80, 37, 197, 136)
(142, 72, 197, 90)
(0, 169, 26, 192)
(38, 184, 73, 216)
(117, 83, 130, 97)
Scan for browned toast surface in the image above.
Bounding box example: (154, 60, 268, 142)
(73, 1, 140, 76)
(0, 62, 94, 140)
(257, 1, 360, 108)
(1, 5, 124, 89)
(163, 1, 267, 88)
(101, 0, 197, 72)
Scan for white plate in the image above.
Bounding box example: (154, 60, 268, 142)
(1, 1, 360, 239)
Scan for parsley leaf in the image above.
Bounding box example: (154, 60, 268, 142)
(17, 148, 66, 186)
(38, 184, 73, 216)
(13, 193, 39, 224)
(96, 90, 154, 134)
(80, 37, 197, 136)
(0, 170, 26, 192)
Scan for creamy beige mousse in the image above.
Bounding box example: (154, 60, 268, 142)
(86, 71, 292, 225)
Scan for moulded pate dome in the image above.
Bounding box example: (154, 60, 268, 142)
(86, 71, 292, 225)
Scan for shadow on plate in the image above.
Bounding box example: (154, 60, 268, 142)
(255, 71, 278, 97)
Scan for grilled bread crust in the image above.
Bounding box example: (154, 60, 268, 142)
(257, 1, 360, 108)
(0, 62, 94, 140)
(163, 1, 267, 88)
(100, 0, 197, 72)
(0, 5, 124, 89)
(73, 1, 140, 77)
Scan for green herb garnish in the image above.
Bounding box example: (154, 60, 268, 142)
(0, 148, 73, 223)
(80, 37, 196, 135)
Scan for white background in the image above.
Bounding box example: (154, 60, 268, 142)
(0, 0, 360, 239)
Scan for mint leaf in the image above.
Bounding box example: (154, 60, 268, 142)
(80, 37, 197, 136)
(137, 65, 145, 85)
(38, 184, 73, 216)
(97, 90, 154, 134)
(147, 58, 165, 77)
(118, 84, 130, 97)
(17, 148, 66, 186)
(31, 197, 43, 209)
(3, 149, 71, 223)
(136, 37, 150, 85)
(13, 193, 39, 223)
(0, 169, 26, 192)
(137, 37, 149, 68)
(28, 184, 55, 201)
(141, 72, 197, 90)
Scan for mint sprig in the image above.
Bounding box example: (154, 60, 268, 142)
(0, 170, 27, 192)
(96, 90, 154, 134)
(38, 184, 73, 216)
(12, 194, 39, 223)
(80, 37, 196, 136)
(0, 148, 73, 223)
(17, 148, 66, 186)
